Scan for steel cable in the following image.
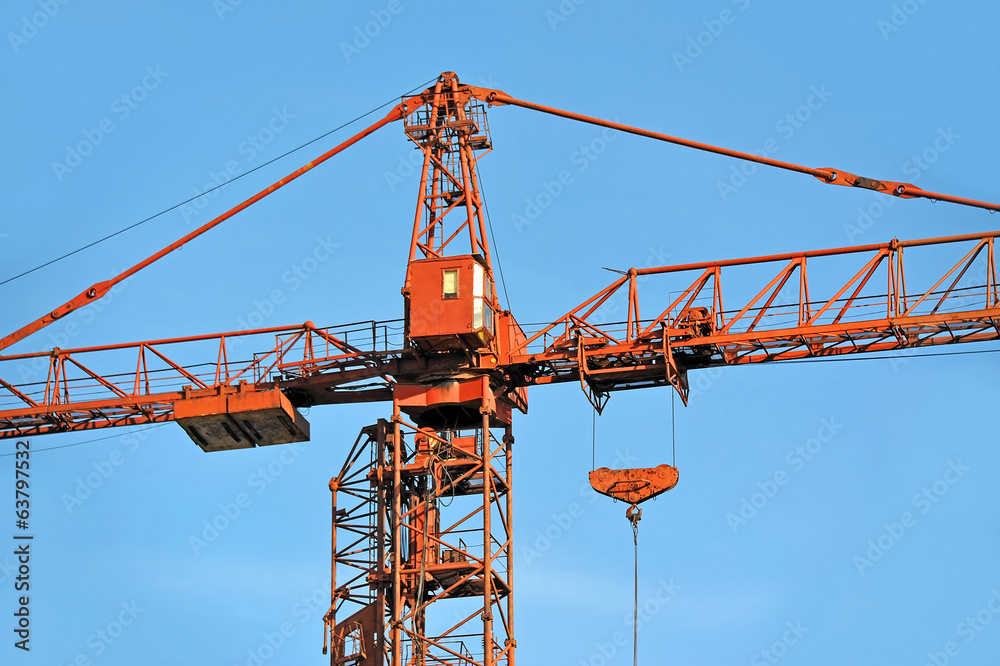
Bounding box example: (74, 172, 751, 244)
(0, 77, 438, 288)
(632, 515, 639, 666)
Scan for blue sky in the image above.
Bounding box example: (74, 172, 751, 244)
(2, 1, 999, 664)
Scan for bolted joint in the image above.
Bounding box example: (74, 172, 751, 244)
(851, 176, 885, 191)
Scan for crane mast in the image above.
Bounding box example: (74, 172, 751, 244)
(326, 74, 517, 666)
(0, 73, 998, 665)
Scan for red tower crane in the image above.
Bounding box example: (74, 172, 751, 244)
(1, 73, 998, 665)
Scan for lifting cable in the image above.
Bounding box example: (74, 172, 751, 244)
(591, 405, 596, 472)
(587, 400, 638, 663)
(625, 392, 676, 666)
(588, 391, 683, 665)
(671, 390, 677, 468)
(628, 503, 641, 666)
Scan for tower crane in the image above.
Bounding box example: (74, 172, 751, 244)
(1, 72, 998, 665)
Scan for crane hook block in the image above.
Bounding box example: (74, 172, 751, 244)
(589, 465, 679, 505)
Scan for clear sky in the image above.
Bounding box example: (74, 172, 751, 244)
(2, 1, 999, 664)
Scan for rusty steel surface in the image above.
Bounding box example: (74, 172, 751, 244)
(481, 89, 1000, 214)
(407, 255, 495, 352)
(0, 96, 427, 355)
(589, 465, 680, 505)
(325, 401, 514, 665)
(0, 72, 998, 665)
(402, 74, 495, 280)
(3, 72, 998, 439)
(4, 73, 995, 358)
(174, 386, 310, 452)
(1, 228, 996, 439)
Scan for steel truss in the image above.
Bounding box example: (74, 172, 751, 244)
(325, 400, 514, 666)
(1, 231, 998, 437)
(1, 72, 998, 662)
(512, 231, 1000, 408)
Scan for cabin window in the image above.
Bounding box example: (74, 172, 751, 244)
(472, 263, 494, 332)
(442, 269, 459, 299)
(473, 298, 484, 329)
(484, 273, 494, 334)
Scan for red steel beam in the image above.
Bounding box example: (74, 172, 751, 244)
(479, 89, 1000, 214)
(0, 90, 433, 355)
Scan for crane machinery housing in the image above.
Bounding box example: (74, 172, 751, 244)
(1, 72, 998, 665)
